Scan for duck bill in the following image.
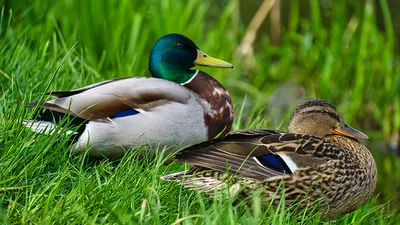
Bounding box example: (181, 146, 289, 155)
(194, 50, 233, 68)
(332, 118, 369, 140)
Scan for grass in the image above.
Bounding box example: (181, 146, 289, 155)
(1, 0, 400, 223)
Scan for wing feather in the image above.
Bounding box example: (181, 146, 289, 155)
(49, 76, 134, 98)
(174, 130, 337, 180)
(27, 77, 191, 120)
(176, 147, 283, 180)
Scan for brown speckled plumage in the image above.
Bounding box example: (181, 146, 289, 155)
(161, 99, 377, 220)
(183, 71, 234, 139)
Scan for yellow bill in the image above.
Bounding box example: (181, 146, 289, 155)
(194, 50, 233, 68)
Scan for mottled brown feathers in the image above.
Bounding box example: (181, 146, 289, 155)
(163, 98, 377, 220)
(165, 131, 376, 220)
(183, 71, 234, 139)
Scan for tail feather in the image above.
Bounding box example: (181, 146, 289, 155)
(160, 171, 188, 182)
(161, 170, 233, 196)
(23, 109, 87, 139)
(26, 101, 39, 108)
(23, 120, 76, 135)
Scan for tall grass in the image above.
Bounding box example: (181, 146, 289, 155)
(1, 0, 400, 223)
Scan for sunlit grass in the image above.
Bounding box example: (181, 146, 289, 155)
(1, 0, 400, 223)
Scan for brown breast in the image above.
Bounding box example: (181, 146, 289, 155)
(183, 70, 234, 139)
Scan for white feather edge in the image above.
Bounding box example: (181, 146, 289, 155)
(160, 171, 187, 181)
(253, 154, 298, 173)
(23, 120, 77, 135)
(278, 154, 298, 173)
(180, 70, 199, 85)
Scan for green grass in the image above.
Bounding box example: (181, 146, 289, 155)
(1, 0, 400, 223)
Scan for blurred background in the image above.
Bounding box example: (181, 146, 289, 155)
(1, 0, 400, 214)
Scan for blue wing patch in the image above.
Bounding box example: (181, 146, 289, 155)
(256, 155, 292, 174)
(112, 108, 139, 118)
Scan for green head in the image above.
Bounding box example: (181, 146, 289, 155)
(149, 33, 233, 84)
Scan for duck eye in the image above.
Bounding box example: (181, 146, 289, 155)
(175, 43, 184, 48)
(309, 109, 329, 114)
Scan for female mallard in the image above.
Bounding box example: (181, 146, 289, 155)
(162, 99, 377, 220)
(24, 34, 234, 158)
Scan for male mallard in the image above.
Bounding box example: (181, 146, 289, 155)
(162, 98, 377, 220)
(24, 34, 234, 158)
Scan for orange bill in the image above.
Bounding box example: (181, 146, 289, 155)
(332, 118, 369, 140)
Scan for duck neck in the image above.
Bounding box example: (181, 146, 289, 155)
(149, 56, 196, 84)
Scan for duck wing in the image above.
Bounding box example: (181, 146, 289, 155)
(27, 77, 191, 120)
(174, 130, 331, 180)
(48, 77, 134, 98)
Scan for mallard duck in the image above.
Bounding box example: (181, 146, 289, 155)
(162, 98, 377, 220)
(23, 33, 234, 158)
